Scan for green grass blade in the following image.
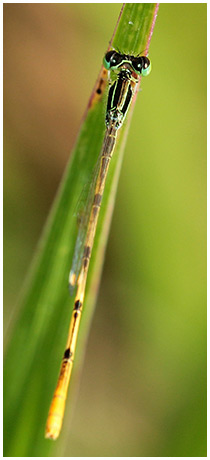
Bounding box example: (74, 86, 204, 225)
(4, 3, 159, 456)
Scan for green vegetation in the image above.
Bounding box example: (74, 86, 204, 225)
(4, 3, 159, 456)
(4, 3, 206, 457)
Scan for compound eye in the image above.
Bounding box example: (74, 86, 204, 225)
(103, 51, 123, 70)
(142, 57, 151, 76)
(132, 56, 151, 76)
(103, 51, 115, 69)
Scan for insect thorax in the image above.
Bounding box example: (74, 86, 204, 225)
(105, 69, 136, 129)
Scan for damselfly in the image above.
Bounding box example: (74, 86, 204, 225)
(45, 50, 151, 440)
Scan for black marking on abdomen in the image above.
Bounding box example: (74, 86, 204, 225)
(74, 300, 82, 310)
(63, 347, 72, 360)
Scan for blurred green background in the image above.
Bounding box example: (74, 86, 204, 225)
(4, 3, 206, 457)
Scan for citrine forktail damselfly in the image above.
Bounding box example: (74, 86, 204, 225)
(45, 49, 151, 440)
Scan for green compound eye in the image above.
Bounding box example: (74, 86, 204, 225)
(104, 51, 151, 77)
(142, 58, 151, 76)
(132, 56, 151, 76)
(103, 51, 114, 69)
(103, 50, 125, 70)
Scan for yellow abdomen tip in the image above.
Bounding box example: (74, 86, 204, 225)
(45, 413, 62, 440)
